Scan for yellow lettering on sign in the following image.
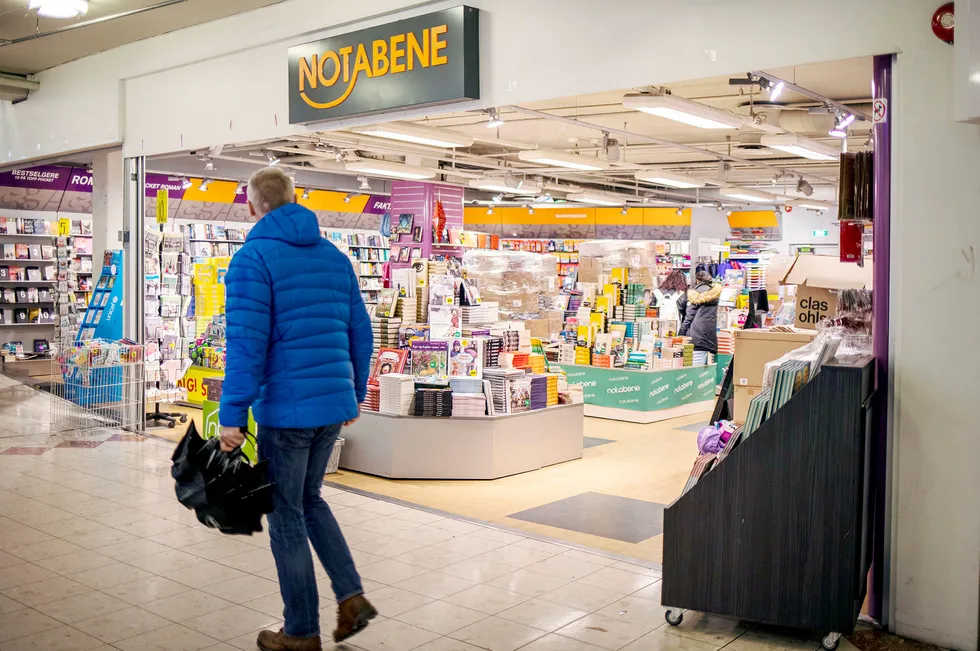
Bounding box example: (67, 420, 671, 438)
(318, 50, 340, 86)
(299, 55, 318, 91)
(430, 24, 448, 66)
(371, 39, 389, 77)
(339, 46, 353, 82)
(390, 33, 406, 73)
(408, 29, 429, 70)
(352, 43, 372, 79)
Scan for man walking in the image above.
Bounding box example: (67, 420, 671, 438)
(219, 167, 377, 651)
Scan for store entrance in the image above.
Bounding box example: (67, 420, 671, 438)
(133, 55, 876, 567)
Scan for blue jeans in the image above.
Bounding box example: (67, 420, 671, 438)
(258, 423, 363, 638)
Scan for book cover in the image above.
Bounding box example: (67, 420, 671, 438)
(14, 308, 28, 323)
(409, 248, 421, 261)
(429, 305, 461, 339)
(2, 289, 14, 303)
(412, 226, 423, 242)
(390, 245, 402, 261)
(398, 247, 411, 263)
(15, 244, 29, 260)
(394, 214, 414, 234)
(410, 340, 449, 385)
(375, 289, 398, 318)
(508, 377, 532, 413)
(449, 338, 484, 378)
(370, 348, 409, 384)
(2, 244, 13, 260)
(26, 267, 41, 282)
(398, 324, 429, 348)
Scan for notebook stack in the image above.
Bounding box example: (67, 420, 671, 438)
(529, 374, 549, 410)
(693, 350, 709, 367)
(452, 393, 486, 417)
(483, 367, 526, 414)
(626, 351, 650, 370)
(683, 343, 695, 367)
(379, 373, 414, 416)
(413, 387, 453, 417)
(575, 346, 591, 365)
(591, 354, 612, 368)
(363, 384, 381, 412)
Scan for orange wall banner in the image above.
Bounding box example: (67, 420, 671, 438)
(728, 210, 778, 229)
(464, 206, 692, 228)
(182, 179, 240, 204)
(296, 189, 370, 213)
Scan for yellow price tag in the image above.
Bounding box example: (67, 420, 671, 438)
(155, 189, 169, 224)
(57, 218, 71, 236)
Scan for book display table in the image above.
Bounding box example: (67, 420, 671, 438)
(560, 364, 716, 424)
(338, 403, 585, 479)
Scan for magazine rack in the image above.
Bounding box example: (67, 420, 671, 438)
(661, 357, 875, 649)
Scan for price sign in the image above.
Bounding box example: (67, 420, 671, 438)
(57, 218, 71, 236)
(155, 189, 169, 224)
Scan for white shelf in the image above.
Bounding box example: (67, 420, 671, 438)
(0, 259, 55, 264)
(189, 238, 246, 244)
(0, 323, 54, 327)
(0, 281, 54, 285)
(0, 233, 56, 238)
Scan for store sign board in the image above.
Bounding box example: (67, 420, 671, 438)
(145, 173, 187, 199)
(363, 196, 392, 215)
(201, 400, 258, 463)
(288, 6, 480, 124)
(563, 364, 715, 411)
(177, 366, 225, 405)
(0, 165, 72, 191)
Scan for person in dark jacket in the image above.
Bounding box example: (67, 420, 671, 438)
(219, 168, 376, 651)
(678, 270, 722, 354)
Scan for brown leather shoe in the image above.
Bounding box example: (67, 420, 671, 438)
(257, 629, 322, 651)
(334, 594, 378, 642)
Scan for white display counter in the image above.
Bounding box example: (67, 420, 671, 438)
(338, 403, 585, 480)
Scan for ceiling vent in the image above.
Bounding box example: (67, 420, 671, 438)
(733, 132, 769, 152)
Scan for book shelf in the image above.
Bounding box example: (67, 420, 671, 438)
(323, 229, 390, 306)
(661, 358, 875, 646)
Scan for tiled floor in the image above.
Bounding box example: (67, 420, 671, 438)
(0, 378, 862, 651)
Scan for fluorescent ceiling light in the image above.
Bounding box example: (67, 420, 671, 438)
(469, 177, 542, 195)
(565, 191, 627, 206)
(350, 123, 473, 148)
(760, 134, 838, 161)
(622, 94, 743, 130)
(634, 169, 706, 189)
(345, 160, 436, 180)
(788, 199, 835, 210)
(719, 186, 778, 203)
(517, 149, 609, 171)
(29, 0, 87, 18)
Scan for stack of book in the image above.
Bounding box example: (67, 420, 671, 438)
(545, 374, 559, 407)
(717, 330, 735, 356)
(379, 373, 414, 416)
(693, 350, 709, 367)
(461, 304, 491, 324)
(396, 295, 417, 323)
(363, 384, 381, 412)
(592, 354, 612, 368)
(529, 374, 549, 410)
(500, 352, 529, 369)
(743, 389, 771, 436)
(683, 343, 694, 367)
(528, 353, 546, 374)
(451, 393, 486, 417)
(449, 377, 483, 394)
(371, 317, 402, 358)
(482, 337, 502, 368)
(413, 387, 453, 417)
(483, 367, 526, 414)
(557, 343, 576, 365)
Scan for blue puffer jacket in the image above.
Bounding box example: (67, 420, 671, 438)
(219, 203, 373, 429)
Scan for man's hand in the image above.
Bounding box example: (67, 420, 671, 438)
(220, 426, 246, 452)
(344, 406, 360, 428)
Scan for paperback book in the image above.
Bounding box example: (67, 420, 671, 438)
(410, 340, 449, 385)
(370, 348, 409, 384)
(448, 337, 485, 378)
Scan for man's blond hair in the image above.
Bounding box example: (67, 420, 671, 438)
(247, 167, 295, 217)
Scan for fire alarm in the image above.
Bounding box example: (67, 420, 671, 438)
(933, 2, 954, 44)
(784, 205, 793, 213)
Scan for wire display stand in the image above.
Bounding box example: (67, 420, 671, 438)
(49, 340, 145, 433)
(145, 354, 188, 428)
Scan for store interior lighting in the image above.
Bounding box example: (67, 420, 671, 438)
(357, 176, 372, 191)
(350, 123, 474, 148)
(718, 186, 778, 203)
(768, 80, 785, 102)
(517, 149, 610, 171)
(199, 179, 212, 192)
(469, 176, 542, 195)
(301, 188, 310, 200)
(180, 177, 193, 190)
(265, 151, 280, 166)
(234, 182, 245, 195)
(760, 134, 839, 161)
(622, 93, 744, 130)
(28, 0, 87, 18)
(788, 199, 835, 211)
(796, 178, 815, 196)
(633, 168, 706, 189)
(486, 108, 505, 128)
(345, 160, 437, 180)
(202, 156, 216, 172)
(565, 191, 627, 206)
(343, 193, 352, 203)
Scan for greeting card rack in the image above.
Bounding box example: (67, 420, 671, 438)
(661, 358, 875, 650)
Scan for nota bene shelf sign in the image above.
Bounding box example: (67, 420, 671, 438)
(288, 6, 480, 123)
(561, 364, 716, 411)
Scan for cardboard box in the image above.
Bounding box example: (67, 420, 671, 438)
(781, 254, 873, 329)
(733, 329, 817, 388)
(578, 257, 599, 284)
(734, 385, 764, 424)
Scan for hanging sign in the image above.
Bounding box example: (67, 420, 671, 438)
(155, 189, 169, 224)
(287, 6, 480, 124)
(872, 98, 888, 124)
(57, 218, 71, 236)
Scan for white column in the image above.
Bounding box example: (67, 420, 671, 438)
(91, 149, 125, 271)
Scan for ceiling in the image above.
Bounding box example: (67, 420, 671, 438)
(151, 56, 874, 210)
(0, 0, 285, 75)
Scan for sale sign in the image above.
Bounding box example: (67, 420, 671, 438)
(177, 366, 224, 405)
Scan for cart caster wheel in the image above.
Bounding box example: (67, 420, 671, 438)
(168, 421, 176, 429)
(665, 610, 683, 626)
(180, 415, 188, 423)
(821, 633, 841, 650)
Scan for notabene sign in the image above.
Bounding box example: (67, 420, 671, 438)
(287, 6, 480, 123)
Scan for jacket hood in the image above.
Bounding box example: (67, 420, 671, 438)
(247, 203, 321, 246)
(687, 283, 722, 305)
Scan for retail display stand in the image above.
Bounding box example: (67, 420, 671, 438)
(661, 358, 875, 649)
(338, 403, 584, 479)
(559, 363, 716, 423)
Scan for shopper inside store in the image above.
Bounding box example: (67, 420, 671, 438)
(0, 2, 975, 651)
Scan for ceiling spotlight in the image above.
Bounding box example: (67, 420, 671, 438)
(28, 0, 88, 19)
(301, 188, 311, 200)
(486, 108, 504, 129)
(526, 205, 535, 215)
(234, 182, 245, 195)
(492, 194, 503, 203)
(716, 204, 725, 212)
(768, 80, 785, 102)
(265, 151, 280, 166)
(839, 114, 856, 129)
(343, 193, 352, 204)
(487, 206, 495, 215)
(770, 172, 784, 185)
(620, 207, 628, 216)
(357, 176, 372, 191)
(199, 179, 212, 192)
(180, 177, 193, 190)
(675, 208, 684, 216)
(828, 113, 853, 139)
(796, 178, 814, 197)
(202, 156, 216, 172)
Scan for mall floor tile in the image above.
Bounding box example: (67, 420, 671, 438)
(508, 494, 665, 544)
(0, 377, 877, 651)
(582, 437, 615, 449)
